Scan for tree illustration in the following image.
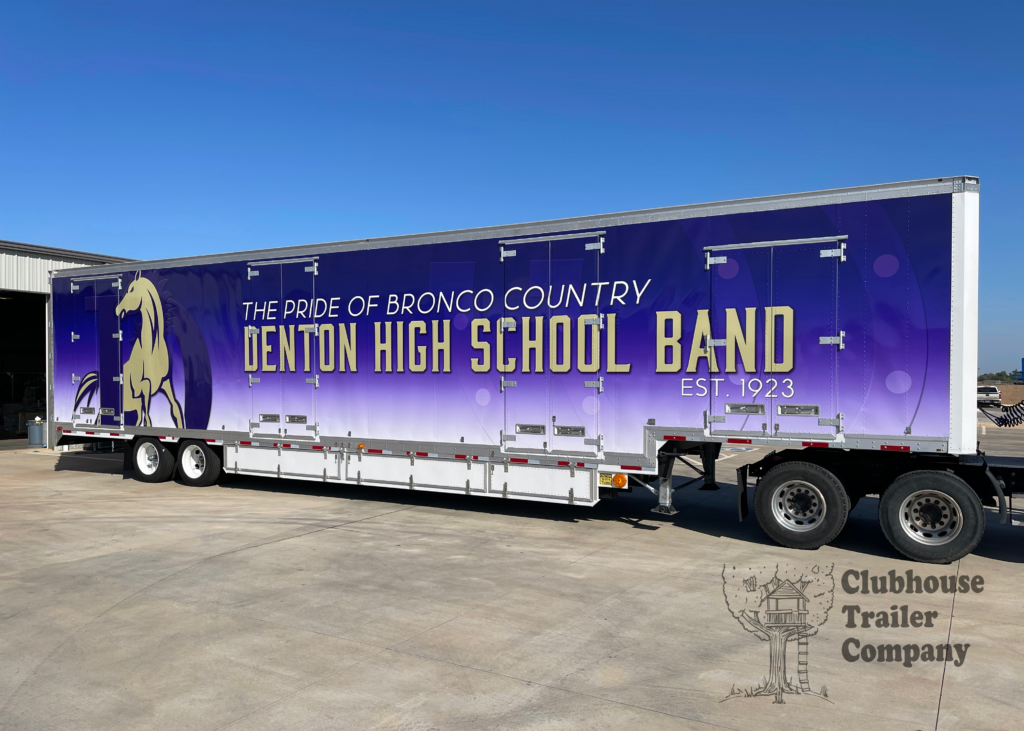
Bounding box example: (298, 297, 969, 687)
(722, 563, 834, 704)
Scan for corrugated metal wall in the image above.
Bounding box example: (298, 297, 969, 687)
(0, 250, 89, 294)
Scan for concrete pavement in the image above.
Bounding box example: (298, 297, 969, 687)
(0, 430, 1020, 730)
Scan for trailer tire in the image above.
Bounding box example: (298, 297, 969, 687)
(878, 471, 984, 564)
(754, 462, 849, 549)
(132, 437, 175, 483)
(177, 440, 222, 487)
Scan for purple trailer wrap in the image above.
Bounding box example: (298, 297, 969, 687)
(48, 177, 980, 507)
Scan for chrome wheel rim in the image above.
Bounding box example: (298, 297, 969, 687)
(137, 441, 159, 476)
(770, 480, 826, 532)
(181, 445, 206, 480)
(898, 490, 963, 545)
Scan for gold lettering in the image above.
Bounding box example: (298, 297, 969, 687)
(549, 315, 571, 373)
(725, 307, 756, 373)
(300, 324, 314, 373)
(496, 319, 517, 373)
(522, 316, 544, 373)
(338, 323, 357, 372)
(409, 320, 427, 372)
(374, 321, 392, 373)
(432, 320, 451, 373)
(606, 313, 631, 373)
(261, 325, 277, 372)
(319, 324, 335, 372)
(686, 309, 718, 373)
(577, 315, 600, 373)
(471, 319, 491, 372)
(396, 319, 405, 372)
(278, 325, 295, 372)
(656, 311, 682, 373)
(244, 328, 258, 372)
(764, 306, 794, 373)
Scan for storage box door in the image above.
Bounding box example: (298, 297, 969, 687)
(501, 240, 549, 452)
(708, 247, 772, 436)
(68, 278, 99, 426)
(771, 242, 839, 438)
(548, 239, 600, 455)
(247, 263, 282, 437)
(95, 277, 123, 427)
(281, 260, 318, 439)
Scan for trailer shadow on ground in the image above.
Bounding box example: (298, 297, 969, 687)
(52, 451, 1017, 563)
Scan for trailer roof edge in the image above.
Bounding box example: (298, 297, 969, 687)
(52, 175, 979, 278)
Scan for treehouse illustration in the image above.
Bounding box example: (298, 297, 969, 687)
(762, 580, 809, 628)
(723, 565, 834, 704)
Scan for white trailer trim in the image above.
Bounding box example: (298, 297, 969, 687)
(948, 188, 980, 455)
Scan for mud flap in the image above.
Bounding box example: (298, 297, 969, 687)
(736, 463, 749, 521)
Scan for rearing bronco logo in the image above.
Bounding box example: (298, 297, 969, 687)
(115, 273, 185, 428)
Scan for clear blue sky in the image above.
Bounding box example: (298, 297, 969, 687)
(2, 1, 1021, 371)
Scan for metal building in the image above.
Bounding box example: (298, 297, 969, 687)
(0, 239, 129, 439)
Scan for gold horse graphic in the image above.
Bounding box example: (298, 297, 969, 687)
(115, 273, 184, 428)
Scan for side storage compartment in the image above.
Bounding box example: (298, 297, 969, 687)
(498, 463, 596, 505)
(346, 453, 488, 494)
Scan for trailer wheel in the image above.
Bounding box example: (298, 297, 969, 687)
(879, 471, 985, 563)
(177, 440, 222, 487)
(754, 462, 849, 549)
(132, 437, 175, 483)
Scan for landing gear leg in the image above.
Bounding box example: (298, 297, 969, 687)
(652, 448, 678, 515)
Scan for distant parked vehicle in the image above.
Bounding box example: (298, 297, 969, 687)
(977, 386, 1001, 407)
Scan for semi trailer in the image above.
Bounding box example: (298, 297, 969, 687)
(48, 176, 1021, 563)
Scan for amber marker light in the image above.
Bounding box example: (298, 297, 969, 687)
(612, 473, 628, 488)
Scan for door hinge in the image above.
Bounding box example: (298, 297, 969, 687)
(500, 430, 517, 443)
(246, 326, 259, 336)
(248, 268, 259, 280)
(707, 338, 726, 347)
(584, 377, 604, 393)
(113, 375, 123, 383)
(71, 373, 81, 383)
(248, 374, 260, 387)
(113, 278, 122, 289)
(71, 332, 80, 342)
(819, 242, 847, 262)
(583, 433, 603, 450)
(304, 262, 318, 275)
(112, 331, 121, 340)
(305, 375, 320, 388)
(705, 252, 727, 270)
(70, 282, 80, 292)
(818, 413, 845, 431)
(584, 236, 605, 253)
(500, 247, 516, 261)
(499, 318, 517, 332)
(704, 410, 726, 427)
(819, 331, 845, 350)
(581, 314, 604, 329)
(500, 379, 517, 392)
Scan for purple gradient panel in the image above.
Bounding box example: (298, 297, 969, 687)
(50, 194, 955, 453)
